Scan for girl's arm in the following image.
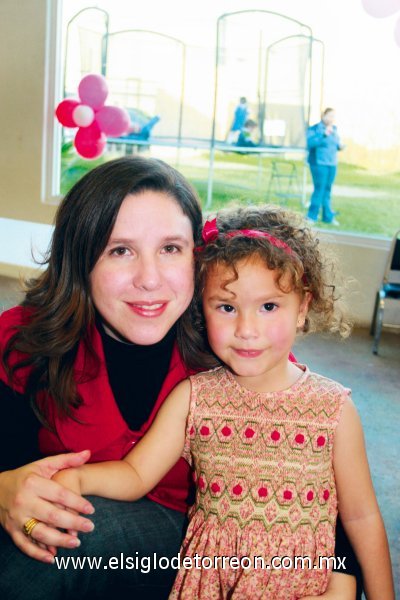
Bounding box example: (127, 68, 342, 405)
(55, 379, 191, 501)
(333, 396, 395, 599)
(300, 571, 356, 600)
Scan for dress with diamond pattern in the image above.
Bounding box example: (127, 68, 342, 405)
(169, 365, 348, 600)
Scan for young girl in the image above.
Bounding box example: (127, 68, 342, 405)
(54, 206, 394, 599)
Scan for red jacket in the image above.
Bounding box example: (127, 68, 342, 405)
(1, 306, 297, 514)
(0, 306, 193, 513)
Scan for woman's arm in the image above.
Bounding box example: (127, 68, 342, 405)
(0, 451, 95, 563)
(334, 396, 395, 599)
(306, 124, 326, 149)
(56, 379, 191, 501)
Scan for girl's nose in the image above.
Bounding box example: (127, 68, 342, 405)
(234, 312, 258, 339)
(132, 256, 162, 291)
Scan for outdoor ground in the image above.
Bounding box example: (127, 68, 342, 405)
(61, 147, 400, 238)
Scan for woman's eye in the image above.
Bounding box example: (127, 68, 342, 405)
(110, 247, 130, 256)
(262, 303, 277, 312)
(219, 304, 235, 313)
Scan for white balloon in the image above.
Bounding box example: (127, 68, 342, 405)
(395, 16, 400, 46)
(72, 104, 95, 128)
(362, 0, 400, 18)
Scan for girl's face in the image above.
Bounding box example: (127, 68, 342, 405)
(90, 191, 195, 345)
(203, 256, 310, 392)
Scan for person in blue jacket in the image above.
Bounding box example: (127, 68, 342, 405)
(306, 108, 344, 225)
(227, 97, 249, 143)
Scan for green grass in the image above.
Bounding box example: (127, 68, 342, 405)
(61, 147, 400, 238)
(183, 153, 400, 237)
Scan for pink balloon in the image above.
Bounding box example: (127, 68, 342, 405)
(74, 123, 106, 159)
(362, 0, 400, 18)
(55, 99, 80, 127)
(78, 74, 108, 110)
(96, 106, 131, 136)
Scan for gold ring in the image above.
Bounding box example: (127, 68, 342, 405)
(23, 517, 40, 537)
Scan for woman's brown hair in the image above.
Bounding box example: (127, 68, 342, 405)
(3, 157, 202, 426)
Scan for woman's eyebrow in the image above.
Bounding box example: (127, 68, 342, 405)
(162, 235, 191, 246)
(106, 235, 192, 246)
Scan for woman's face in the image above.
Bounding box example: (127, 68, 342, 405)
(322, 110, 335, 126)
(90, 191, 195, 345)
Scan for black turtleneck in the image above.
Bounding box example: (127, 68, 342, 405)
(99, 324, 176, 431)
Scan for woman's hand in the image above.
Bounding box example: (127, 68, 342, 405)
(0, 450, 95, 563)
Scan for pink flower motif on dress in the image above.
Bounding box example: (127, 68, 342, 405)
(251, 480, 271, 503)
(277, 485, 296, 504)
(245, 427, 255, 438)
(199, 423, 212, 440)
(299, 484, 317, 507)
(258, 486, 268, 498)
(232, 484, 243, 496)
(230, 480, 248, 500)
(271, 429, 280, 441)
(210, 479, 224, 497)
(198, 476, 206, 492)
(317, 487, 331, 504)
(217, 423, 235, 443)
(241, 424, 258, 443)
(313, 431, 328, 452)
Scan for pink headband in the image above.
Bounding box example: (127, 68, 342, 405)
(196, 218, 294, 255)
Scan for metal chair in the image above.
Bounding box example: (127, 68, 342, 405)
(370, 230, 400, 354)
(266, 160, 302, 206)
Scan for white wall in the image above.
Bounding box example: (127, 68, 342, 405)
(0, 0, 56, 225)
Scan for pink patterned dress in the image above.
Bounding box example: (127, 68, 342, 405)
(169, 365, 349, 600)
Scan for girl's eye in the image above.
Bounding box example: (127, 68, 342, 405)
(110, 247, 130, 256)
(262, 303, 277, 312)
(219, 304, 235, 313)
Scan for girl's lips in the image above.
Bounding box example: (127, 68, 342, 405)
(233, 349, 263, 358)
(126, 302, 168, 318)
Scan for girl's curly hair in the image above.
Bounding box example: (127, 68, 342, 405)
(178, 204, 351, 371)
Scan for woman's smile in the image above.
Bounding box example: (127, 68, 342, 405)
(90, 190, 195, 345)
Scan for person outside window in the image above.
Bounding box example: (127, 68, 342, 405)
(306, 108, 344, 225)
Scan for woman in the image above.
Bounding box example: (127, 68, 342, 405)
(306, 108, 344, 225)
(0, 157, 201, 598)
(0, 157, 359, 599)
